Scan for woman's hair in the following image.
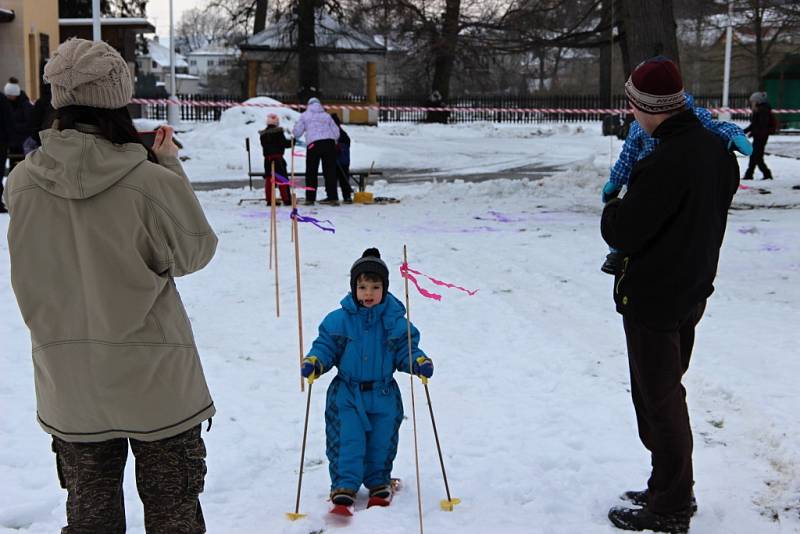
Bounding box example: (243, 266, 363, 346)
(330, 112, 341, 126)
(53, 105, 157, 163)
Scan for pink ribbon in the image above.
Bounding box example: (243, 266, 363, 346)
(399, 263, 478, 301)
(275, 172, 315, 191)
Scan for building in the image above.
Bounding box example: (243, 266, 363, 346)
(186, 46, 239, 93)
(136, 36, 199, 94)
(0, 0, 59, 101)
(765, 53, 800, 129)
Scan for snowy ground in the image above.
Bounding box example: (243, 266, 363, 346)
(2, 122, 800, 533)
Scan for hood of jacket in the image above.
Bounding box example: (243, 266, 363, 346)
(25, 126, 147, 200)
(306, 102, 326, 115)
(340, 291, 407, 329)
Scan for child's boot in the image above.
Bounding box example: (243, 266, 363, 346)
(367, 484, 393, 507)
(330, 488, 356, 507)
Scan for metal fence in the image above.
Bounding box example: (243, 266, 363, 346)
(136, 92, 754, 123)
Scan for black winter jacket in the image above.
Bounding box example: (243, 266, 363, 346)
(259, 126, 291, 158)
(743, 103, 774, 141)
(601, 110, 739, 323)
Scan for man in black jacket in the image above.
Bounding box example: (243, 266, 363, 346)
(743, 91, 774, 180)
(601, 57, 739, 533)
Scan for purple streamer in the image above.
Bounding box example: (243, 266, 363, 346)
(291, 208, 336, 234)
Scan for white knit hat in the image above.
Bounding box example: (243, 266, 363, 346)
(44, 38, 132, 109)
(3, 81, 21, 97)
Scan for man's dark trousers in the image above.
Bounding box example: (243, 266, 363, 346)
(305, 139, 338, 201)
(622, 300, 706, 514)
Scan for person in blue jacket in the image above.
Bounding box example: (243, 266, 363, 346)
(301, 248, 434, 508)
(600, 92, 753, 275)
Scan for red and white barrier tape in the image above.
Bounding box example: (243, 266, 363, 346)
(129, 99, 800, 115)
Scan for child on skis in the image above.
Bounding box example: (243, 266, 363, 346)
(301, 248, 434, 509)
(600, 90, 753, 275)
(259, 113, 292, 205)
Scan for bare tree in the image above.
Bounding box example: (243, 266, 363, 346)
(735, 0, 800, 89)
(618, 0, 680, 74)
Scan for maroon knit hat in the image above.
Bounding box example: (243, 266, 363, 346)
(625, 56, 686, 114)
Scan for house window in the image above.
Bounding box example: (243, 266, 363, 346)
(190, 59, 197, 66)
(152, 60, 158, 69)
(207, 60, 215, 66)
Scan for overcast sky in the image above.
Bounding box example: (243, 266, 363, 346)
(146, 0, 196, 37)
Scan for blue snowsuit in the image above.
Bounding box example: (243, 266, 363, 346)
(308, 291, 426, 492)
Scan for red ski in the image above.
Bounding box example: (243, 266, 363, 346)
(329, 504, 355, 516)
(367, 478, 401, 508)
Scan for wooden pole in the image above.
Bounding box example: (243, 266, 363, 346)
(290, 138, 296, 243)
(403, 245, 424, 534)
(269, 160, 274, 270)
(272, 161, 280, 317)
(292, 191, 304, 393)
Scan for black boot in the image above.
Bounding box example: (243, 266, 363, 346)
(330, 488, 356, 506)
(621, 489, 697, 515)
(608, 505, 691, 533)
(601, 251, 622, 275)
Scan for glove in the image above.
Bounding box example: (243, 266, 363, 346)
(412, 356, 434, 379)
(301, 356, 324, 382)
(728, 135, 753, 156)
(602, 181, 622, 203)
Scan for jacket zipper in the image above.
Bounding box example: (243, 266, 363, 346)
(615, 256, 630, 296)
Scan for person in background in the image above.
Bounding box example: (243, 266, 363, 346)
(24, 83, 55, 154)
(292, 97, 340, 206)
(742, 91, 776, 181)
(330, 113, 353, 204)
(259, 112, 292, 205)
(4, 38, 217, 533)
(1, 77, 33, 212)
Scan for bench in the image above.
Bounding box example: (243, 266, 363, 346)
(244, 138, 382, 192)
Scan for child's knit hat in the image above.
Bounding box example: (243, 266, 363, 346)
(350, 248, 389, 303)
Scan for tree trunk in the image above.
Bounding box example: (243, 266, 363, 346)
(254, 0, 268, 33)
(297, 0, 319, 101)
(620, 0, 680, 76)
(430, 0, 461, 100)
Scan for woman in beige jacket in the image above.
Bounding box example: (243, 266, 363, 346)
(4, 38, 217, 533)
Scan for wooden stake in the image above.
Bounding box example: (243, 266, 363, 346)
(292, 191, 304, 393)
(403, 245, 424, 534)
(286, 380, 313, 521)
(272, 161, 280, 318)
(290, 138, 296, 243)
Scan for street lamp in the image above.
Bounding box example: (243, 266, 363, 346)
(167, 0, 180, 125)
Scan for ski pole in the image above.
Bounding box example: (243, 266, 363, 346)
(422, 381, 460, 511)
(292, 191, 305, 393)
(286, 378, 314, 521)
(271, 161, 280, 318)
(402, 244, 425, 534)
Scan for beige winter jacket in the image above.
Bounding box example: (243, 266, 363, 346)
(4, 126, 217, 442)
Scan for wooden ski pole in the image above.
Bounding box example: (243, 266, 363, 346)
(423, 382, 460, 511)
(290, 138, 296, 243)
(286, 379, 313, 521)
(292, 191, 304, 393)
(268, 164, 275, 271)
(402, 245, 424, 534)
(272, 161, 280, 317)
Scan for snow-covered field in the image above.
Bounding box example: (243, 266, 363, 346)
(1, 120, 799, 533)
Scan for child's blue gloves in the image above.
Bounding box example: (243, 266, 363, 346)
(301, 356, 324, 382)
(728, 135, 753, 156)
(412, 356, 434, 379)
(602, 181, 622, 203)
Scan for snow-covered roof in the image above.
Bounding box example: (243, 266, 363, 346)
(187, 47, 239, 57)
(140, 38, 188, 68)
(241, 11, 385, 53)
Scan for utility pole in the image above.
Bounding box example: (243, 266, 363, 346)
(720, 0, 734, 120)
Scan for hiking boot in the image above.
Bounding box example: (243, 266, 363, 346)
(601, 251, 622, 275)
(318, 198, 340, 206)
(330, 488, 356, 507)
(620, 489, 697, 515)
(303, 199, 315, 206)
(742, 175, 753, 180)
(763, 175, 773, 180)
(343, 198, 353, 204)
(608, 505, 691, 533)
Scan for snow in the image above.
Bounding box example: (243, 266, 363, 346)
(2, 120, 800, 533)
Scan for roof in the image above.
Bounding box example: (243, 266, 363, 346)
(59, 17, 155, 32)
(187, 47, 239, 57)
(139, 38, 188, 68)
(241, 11, 385, 54)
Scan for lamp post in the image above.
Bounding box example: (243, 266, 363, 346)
(720, 0, 734, 121)
(167, 0, 180, 125)
(92, 0, 101, 41)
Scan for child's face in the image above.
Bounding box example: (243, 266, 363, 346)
(356, 276, 383, 308)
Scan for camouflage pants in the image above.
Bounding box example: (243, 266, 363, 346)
(52, 425, 207, 534)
